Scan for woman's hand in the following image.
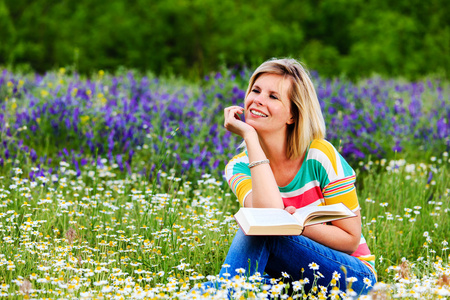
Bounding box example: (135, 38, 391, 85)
(224, 106, 284, 209)
(224, 106, 256, 138)
(284, 206, 296, 214)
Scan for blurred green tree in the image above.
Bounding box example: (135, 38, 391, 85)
(0, 0, 448, 79)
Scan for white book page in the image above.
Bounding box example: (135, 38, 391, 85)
(292, 203, 353, 225)
(243, 208, 298, 226)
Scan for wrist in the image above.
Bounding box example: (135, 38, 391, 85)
(248, 159, 270, 168)
(243, 130, 258, 143)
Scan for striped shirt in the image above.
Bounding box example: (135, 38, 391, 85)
(225, 139, 376, 275)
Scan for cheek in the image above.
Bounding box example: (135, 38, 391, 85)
(243, 100, 249, 118)
(244, 97, 251, 108)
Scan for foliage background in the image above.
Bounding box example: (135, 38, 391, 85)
(0, 0, 448, 79)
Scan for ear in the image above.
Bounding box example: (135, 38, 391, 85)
(286, 116, 295, 125)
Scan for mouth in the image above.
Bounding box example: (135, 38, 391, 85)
(249, 109, 268, 117)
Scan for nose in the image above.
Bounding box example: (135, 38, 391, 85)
(254, 94, 264, 106)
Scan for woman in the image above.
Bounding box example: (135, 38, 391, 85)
(202, 58, 376, 296)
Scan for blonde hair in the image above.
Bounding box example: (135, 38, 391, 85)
(246, 58, 326, 159)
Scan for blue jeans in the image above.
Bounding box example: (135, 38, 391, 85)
(215, 228, 376, 295)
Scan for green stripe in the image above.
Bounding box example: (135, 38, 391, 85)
(326, 180, 354, 190)
(324, 186, 355, 198)
(279, 159, 330, 192)
(340, 153, 355, 176)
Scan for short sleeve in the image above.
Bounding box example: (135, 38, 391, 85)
(224, 152, 252, 206)
(308, 140, 360, 211)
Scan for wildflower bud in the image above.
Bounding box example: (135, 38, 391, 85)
(20, 279, 32, 295)
(65, 227, 77, 244)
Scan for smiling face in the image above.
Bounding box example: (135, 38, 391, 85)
(244, 73, 295, 135)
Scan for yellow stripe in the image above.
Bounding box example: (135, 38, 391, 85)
(235, 152, 247, 159)
(323, 189, 359, 210)
(358, 255, 376, 262)
(359, 259, 377, 277)
(236, 179, 252, 205)
(310, 140, 338, 175)
(229, 174, 243, 191)
(325, 176, 355, 189)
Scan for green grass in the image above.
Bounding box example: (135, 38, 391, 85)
(0, 152, 448, 299)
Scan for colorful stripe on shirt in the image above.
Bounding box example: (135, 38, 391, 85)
(225, 152, 252, 205)
(352, 234, 377, 276)
(280, 181, 324, 208)
(323, 175, 356, 198)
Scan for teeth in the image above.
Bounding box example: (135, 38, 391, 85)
(251, 109, 268, 117)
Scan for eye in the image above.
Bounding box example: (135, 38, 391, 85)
(252, 89, 260, 93)
(270, 94, 279, 100)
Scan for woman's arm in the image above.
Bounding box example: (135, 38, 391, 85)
(286, 206, 362, 254)
(224, 106, 284, 209)
(242, 133, 284, 208)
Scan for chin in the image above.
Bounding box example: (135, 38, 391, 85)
(247, 122, 267, 134)
(245, 119, 260, 128)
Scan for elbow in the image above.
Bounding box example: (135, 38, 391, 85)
(344, 236, 361, 255)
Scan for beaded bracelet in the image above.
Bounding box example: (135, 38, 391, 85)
(248, 159, 270, 169)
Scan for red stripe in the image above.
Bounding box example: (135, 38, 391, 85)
(325, 182, 354, 194)
(282, 186, 323, 208)
(351, 243, 371, 257)
(326, 175, 355, 187)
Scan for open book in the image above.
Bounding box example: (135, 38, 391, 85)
(234, 203, 356, 236)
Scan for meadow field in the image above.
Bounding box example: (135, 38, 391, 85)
(0, 67, 449, 299)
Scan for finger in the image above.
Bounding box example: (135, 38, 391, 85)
(224, 109, 238, 127)
(233, 108, 244, 120)
(224, 107, 245, 130)
(224, 106, 244, 115)
(284, 206, 296, 214)
(225, 107, 243, 122)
